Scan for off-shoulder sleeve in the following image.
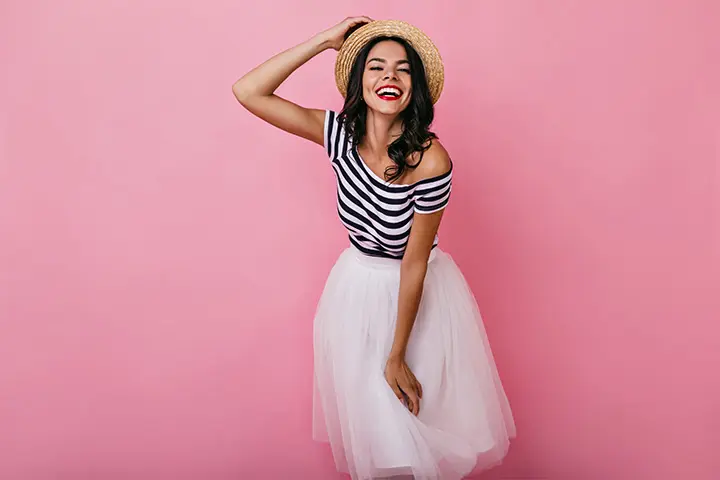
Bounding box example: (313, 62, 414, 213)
(413, 166, 453, 214)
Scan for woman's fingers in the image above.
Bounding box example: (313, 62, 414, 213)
(399, 379, 420, 415)
(389, 380, 405, 402)
(405, 388, 420, 415)
(404, 365, 423, 399)
(384, 359, 423, 414)
(345, 16, 372, 28)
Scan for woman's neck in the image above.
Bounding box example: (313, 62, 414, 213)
(361, 110, 403, 157)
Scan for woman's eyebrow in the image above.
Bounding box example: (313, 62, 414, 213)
(367, 58, 410, 65)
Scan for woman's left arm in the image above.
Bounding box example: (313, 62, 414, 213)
(385, 144, 452, 416)
(388, 209, 444, 361)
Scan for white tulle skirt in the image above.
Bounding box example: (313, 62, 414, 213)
(312, 245, 516, 480)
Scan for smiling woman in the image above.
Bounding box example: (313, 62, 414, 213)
(232, 18, 515, 480)
(340, 35, 438, 186)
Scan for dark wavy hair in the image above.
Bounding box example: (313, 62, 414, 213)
(337, 36, 437, 184)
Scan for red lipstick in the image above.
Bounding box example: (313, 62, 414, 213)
(375, 84, 403, 101)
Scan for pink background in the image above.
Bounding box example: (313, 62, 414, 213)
(1, 1, 718, 479)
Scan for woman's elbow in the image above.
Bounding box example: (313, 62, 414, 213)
(232, 81, 251, 104)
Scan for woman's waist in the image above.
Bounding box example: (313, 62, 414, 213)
(348, 243, 439, 268)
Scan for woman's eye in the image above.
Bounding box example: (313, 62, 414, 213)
(368, 66, 410, 73)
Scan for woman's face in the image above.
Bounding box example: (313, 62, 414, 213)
(361, 40, 412, 115)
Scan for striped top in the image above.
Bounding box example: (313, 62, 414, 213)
(324, 110, 453, 259)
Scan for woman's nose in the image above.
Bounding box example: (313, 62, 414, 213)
(383, 70, 398, 80)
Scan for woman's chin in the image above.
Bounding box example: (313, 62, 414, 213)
(368, 100, 406, 115)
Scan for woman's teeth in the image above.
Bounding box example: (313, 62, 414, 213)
(376, 87, 402, 100)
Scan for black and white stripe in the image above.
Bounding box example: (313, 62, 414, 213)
(324, 110, 452, 259)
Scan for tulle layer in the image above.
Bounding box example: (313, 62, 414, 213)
(312, 246, 515, 480)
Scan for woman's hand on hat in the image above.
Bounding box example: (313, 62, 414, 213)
(319, 16, 374, 51)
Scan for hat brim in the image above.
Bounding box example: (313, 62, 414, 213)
(334, 20, 444, 105)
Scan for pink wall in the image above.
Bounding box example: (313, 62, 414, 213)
(1, 1, 718, 479)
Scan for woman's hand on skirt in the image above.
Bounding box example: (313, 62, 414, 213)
(384, 356, 423, 416)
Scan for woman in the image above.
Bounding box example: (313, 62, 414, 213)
(233, 17, 515, 480)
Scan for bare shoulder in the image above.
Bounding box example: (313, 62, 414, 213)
(412, 140, 452, 181)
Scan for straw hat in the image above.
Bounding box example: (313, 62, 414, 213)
(334, 20, 445, 104)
